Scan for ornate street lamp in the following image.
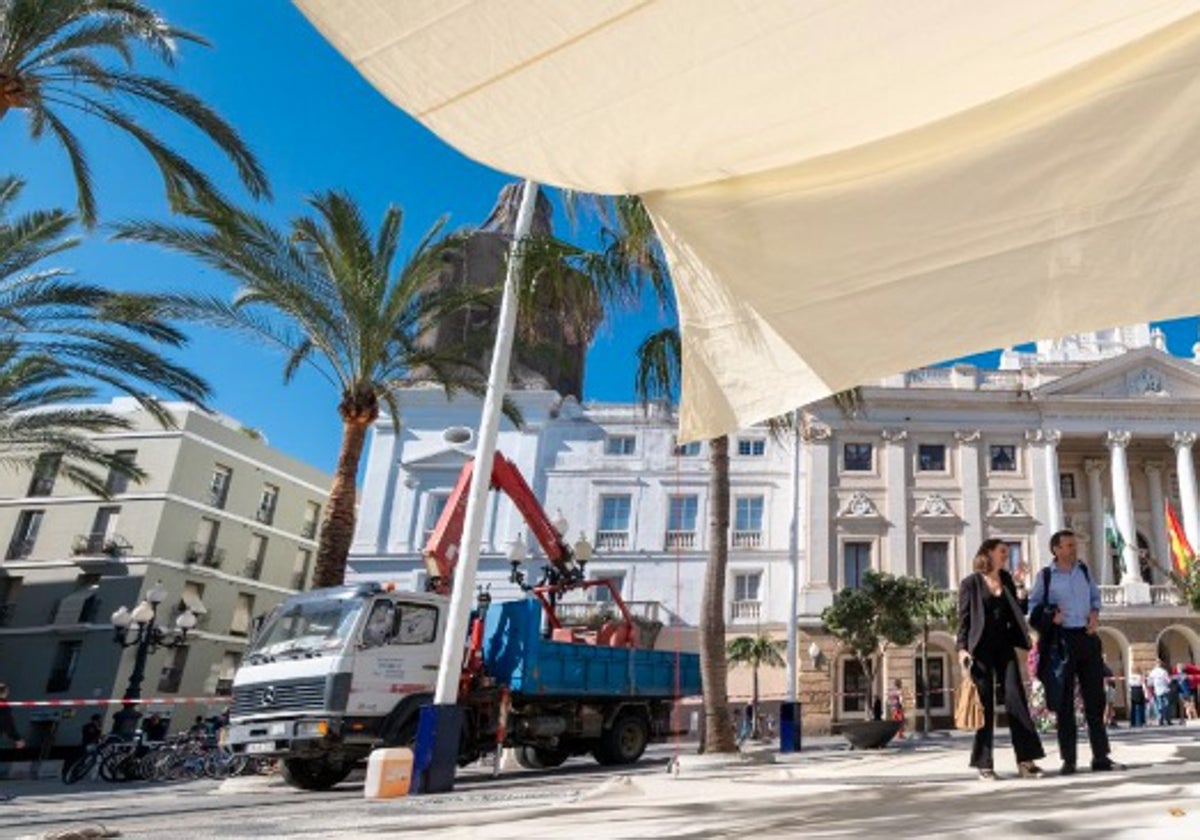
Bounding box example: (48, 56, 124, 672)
(110, 580, 197, 737)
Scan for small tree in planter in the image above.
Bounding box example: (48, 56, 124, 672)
(821, 571, 924, 744)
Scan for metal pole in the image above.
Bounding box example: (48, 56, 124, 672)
(432, 179, 539, 704)
(113, 610, 154, 738)
(785, 414, 800, 704)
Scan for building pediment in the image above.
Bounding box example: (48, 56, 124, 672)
(1031, 347, 1200, 401)
(400, 447, 471, 471)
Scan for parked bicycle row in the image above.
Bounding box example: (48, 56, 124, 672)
(62, 731, 274, 784)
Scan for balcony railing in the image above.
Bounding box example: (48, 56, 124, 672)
(186, 541, 225, 569)
(255, 506, 276, 526)
(555, 600, 664, 626)
(5, 538, 34, 561)
(664, 531, 696, 551)
(208, 487, 229, 509)
(0, 602, 15, 627)
(595, 530, 629, 551)
(301, 521, 318, 539)
(290, 571, 308, 590)
(242, 558, 264, 580)
(731, 530, 762, 549)
(1099, 584, 1184, 607)
(72, 533, 131, 558)
(730, 600, 762, 621)
(215, 678, 234, 697)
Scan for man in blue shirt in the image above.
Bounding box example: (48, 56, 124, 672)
(1028, 530, 1123, 774)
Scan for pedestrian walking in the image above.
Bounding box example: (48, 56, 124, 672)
(0, 683, 26, 803)
(888, 679, 906, 740)
(1148, 660, 1172, 726)
(1175, 665, 1196, 721)
(1029, 530, 1123, 775)
(1102, 658, 1117, 729)
(1128, 672, 1147, 728)
(957, 539, 1046, 780)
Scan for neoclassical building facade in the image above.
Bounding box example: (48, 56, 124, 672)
(799, 325, 1200, 731)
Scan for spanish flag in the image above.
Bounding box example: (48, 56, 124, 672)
(1165, 501, 1194, 575)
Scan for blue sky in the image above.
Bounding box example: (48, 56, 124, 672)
(3, 0, 1198, 474)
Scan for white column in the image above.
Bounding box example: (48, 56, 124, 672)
(1172, 432, 1200, 550)
(800, 424, 833, 615)
(1144, 461, 1169, 580)
(433, 180, 539, 705)
(1107, 431, 1147, 602)
(1084, 459, 1108, 584)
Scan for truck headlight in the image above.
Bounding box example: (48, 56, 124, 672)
(295, 720, 329, 738)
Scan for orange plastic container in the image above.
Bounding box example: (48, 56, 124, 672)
(363, 747, 414, 800)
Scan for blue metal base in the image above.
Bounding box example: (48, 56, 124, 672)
(779, 701, 801, 753)
(411, 703, 462, 794)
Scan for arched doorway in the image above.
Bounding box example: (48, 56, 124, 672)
(1098, 627, 1131, 710)
(1156, 625, 1200, 666)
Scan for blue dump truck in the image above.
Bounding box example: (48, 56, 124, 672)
(228, 452, 701, 790)
(226, 583, 701, 789)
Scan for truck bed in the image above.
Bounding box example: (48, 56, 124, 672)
(482, 599, 701, 698)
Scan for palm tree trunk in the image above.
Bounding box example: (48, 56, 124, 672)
(751, 664, 760, 739)
(701, 434, 737, 753)
(312, 417, 370, 588)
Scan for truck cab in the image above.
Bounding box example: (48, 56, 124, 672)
(226, 583, 447, 790)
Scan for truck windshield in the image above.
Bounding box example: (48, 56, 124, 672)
(247, 595, 363, 659)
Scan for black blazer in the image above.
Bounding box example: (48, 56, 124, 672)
(956, 569, 1033, 655)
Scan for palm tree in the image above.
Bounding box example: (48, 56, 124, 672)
(115, 191, 502, 588)
(0, 174, 210, 493)
(726, 634, 786, 739)
(0, 0, 269, 225)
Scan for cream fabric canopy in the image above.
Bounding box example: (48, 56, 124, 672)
(296, 0, 1200, 441)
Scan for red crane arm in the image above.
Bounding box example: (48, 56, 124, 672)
(422, 452, 572, 594)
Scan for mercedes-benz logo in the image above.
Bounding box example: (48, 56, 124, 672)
(261, 686, 276, 707)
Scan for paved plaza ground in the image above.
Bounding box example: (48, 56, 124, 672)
(2, 728, 1199, 839)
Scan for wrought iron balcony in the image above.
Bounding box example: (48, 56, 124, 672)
(242, 557, 264, 580)
(71, 533, 131, 558)
(301, 521, 317, 539)
(5, 538, 34, 561)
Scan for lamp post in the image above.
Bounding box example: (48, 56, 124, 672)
(110, 580, 197, 738)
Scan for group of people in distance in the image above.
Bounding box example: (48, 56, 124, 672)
(1127, 659, 1200, 727)
(956, 530, 1124, 780)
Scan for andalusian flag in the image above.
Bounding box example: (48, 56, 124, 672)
(1104, 511, 1126, 556)
(1165, 501, 1194, 575)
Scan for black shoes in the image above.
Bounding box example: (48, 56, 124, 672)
(1060, 762, 1076, 776)
(1092, 759, 1125, 772)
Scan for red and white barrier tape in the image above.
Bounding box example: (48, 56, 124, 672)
(0, 696, 230, 708)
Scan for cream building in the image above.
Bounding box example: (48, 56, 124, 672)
(0, 398, 332, 753)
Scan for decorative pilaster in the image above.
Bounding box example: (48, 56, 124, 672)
(881, 429, 909, 575)
(955, 430, 984, 560)
(1084, 459, 1108, 583)
(1143, 461, 1169, 581)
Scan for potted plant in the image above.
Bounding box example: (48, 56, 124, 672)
(821, 571, 924, 749)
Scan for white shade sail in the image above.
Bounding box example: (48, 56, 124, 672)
(296, 0, 1200, 440)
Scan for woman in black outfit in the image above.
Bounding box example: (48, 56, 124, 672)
(956, 539, 1045, 780)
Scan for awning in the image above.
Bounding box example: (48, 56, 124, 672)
(181, 587, 208, 616)
(295, 1, 1200, 440)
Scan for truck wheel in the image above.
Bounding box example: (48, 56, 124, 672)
(382, 716, 417, 748)
(281, 757, 352, 791)
(514, 745, 570, 770)
(595, 713, 649, 766)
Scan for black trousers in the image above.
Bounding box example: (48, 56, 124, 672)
(1055, 629, 1110, 766)
(970, 648, 1045, 769)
